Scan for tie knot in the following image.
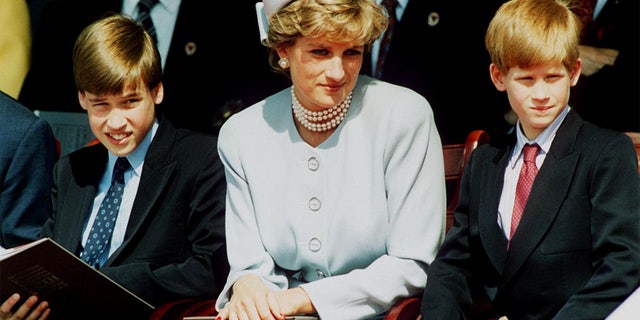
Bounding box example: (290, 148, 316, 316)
(522, 144, 539, 164)
(112, 157, 130, 184)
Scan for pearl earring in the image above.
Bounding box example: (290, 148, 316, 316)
(278, 57, 289, 69)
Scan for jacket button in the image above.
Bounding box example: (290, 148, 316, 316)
(308, 157, 319, 171)
(309, 238, 321, 252)
(308, 197, 321, 211)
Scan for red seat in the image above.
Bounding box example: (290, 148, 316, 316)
(149, 298, 217, 320)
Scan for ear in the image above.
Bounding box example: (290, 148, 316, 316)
(276, 47, 288, 60)
(569, 58, 582, 87)
(78, 91, 89, 110)
(489, 63, 507, 92)
(153, 82, 164, 105)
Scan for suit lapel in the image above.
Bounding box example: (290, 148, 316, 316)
(479, 146, 511, 273)
(57, 146, 108, 253)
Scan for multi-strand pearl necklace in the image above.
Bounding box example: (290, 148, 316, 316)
(291, 87, 352, 132)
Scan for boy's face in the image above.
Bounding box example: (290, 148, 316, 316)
(78, 82, 163, 157)
(490, 59, 581, 140)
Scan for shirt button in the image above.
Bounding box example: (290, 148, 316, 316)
(316, 269, 326, 278)
(309, 238, 321, 252)
(308, 157, 319, 171)
(308, 197, 321, 211)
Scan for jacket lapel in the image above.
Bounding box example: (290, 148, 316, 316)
(57, 146, 108, 253)
(479, 145, 511, 273)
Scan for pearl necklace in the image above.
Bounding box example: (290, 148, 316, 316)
(291, 87, 352, 132)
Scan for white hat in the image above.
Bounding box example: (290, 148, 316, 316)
(256, 0, 294, 45)
(263, 0, 293, 18)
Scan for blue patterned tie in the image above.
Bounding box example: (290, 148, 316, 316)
(137, 0, 160, 42)
(81, 157, 130, 268)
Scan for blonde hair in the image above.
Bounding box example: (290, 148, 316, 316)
(265, 0, 388, 73)
(485, 0, 581, 73)
(73, 13, 162, 95)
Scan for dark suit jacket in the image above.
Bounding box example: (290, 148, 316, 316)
(19, 0, 288, 135)
(361, 0, 511, 144)
(569, 0, 639, 132)
(40, 117, 228, 312)
(421, 111, 640, 319)
(0, 90, 58, 248)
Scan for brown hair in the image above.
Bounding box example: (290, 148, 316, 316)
(73, 13, 162, 95)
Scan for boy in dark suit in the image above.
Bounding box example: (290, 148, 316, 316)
(420, 0, 640, 319)
(1, 13, 227, 319)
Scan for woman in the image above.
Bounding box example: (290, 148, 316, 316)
(215, 1, 446, 319)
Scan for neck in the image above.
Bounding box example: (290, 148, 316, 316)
(291, 87, 352, 133)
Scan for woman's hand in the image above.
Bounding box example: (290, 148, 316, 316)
(0, 294, 50, 320)
(217, 275, 316, 320)
(217, 274, 284, 320)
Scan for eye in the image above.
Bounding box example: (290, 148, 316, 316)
(311, 49, 329, 56)
(516, 76, 534, 82)
(345, 48, 362, 56)
(546, 74, 563, 81)
(91, 102, 109, 108)
(123, 97, 143, 107)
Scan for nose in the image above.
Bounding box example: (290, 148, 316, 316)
(531, 80, 551, 100)
(325, 57, 345, 80)
(107, 109, 127, 129)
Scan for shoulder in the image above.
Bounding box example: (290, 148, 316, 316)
(219, 87, 291, 136)
(0, 93, 52, 133)
(160, 120, 220, 158)
(355, 75, 435, 127)
(560, 110, 633, 150)
(358, 75, 429, 106)
(576, 122, 636, 156)
(58, 143, 106, 180)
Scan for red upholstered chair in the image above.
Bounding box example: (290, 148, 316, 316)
(149, 298, 217, 320)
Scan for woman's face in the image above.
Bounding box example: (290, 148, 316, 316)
(279, 36, 364, 112)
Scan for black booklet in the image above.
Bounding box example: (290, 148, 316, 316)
(0, 238, 154, 319)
